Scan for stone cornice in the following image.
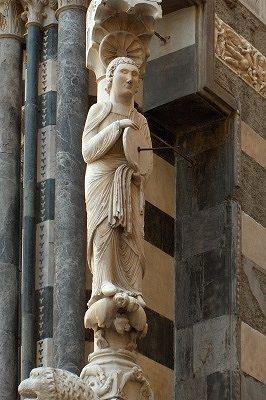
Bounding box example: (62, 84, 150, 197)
(0, 0, 24, 39)
(56, 0, 88, 17)
(215, 14, 266, 99)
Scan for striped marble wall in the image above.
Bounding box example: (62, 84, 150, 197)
(144, 6, 196, 111)
(84, 127, 176, 400)
(239, 121, 266, 398)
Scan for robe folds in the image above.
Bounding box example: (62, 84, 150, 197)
(82, 102, 152, 306)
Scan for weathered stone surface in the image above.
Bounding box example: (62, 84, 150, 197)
(36, 178, 55, 223)
(175, 326, 193, 381)
(176, 249, 230, 329)
(139, 308, 174, 370)
(215, 0, 266, 54)
(241, 121, 266, 169)
(215, 60, 266, 139)
(144, 45, 196, 111)
(0, 263, 18, 399)
(242, 212, 266, 271)
(241, 322, 266, 384)
(36, 286, 53, 340)
(207, 371, 230, 400)
(53, 8, 88, 374)
(38, 91, 57, 129)
(41, 26, 58, 62)
(193, 315, 237, 377)
(238, 152, 266, 228)
(145, 201, 174, 257)
(176, 376, 206, 400)
(241, 373, 266, 400)
(180, 204, 226, 260)
(240, 257, 266, 335)
(0, 37, 21, 400)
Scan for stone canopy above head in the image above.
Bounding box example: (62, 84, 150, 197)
(86, 0, 162, 80)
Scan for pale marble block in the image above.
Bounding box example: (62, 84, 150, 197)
(149, 6, 196, 61)
(38, 60, 58, 95)
(136, 353, 174, 400)
(143, 241, 174, 321)
(145, 153, 176, 218)
(242, 212, 266, 271)
(241, 322, 266, 384)
(241, 121, 266, 169)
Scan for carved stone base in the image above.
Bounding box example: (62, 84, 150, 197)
(81, 349, 153, 400)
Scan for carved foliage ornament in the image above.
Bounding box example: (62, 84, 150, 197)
(0, 0, 24, 37)
(21, 0, 48, 25)
(215, 14, 266, 98)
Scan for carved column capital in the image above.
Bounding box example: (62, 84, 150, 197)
(0, 0, 24, 39)
(20, 0, 48, 26)
(56, 0, 88, 18)
(43, 0, 57, 27)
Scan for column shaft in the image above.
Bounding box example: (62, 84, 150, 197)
(21, 24, 41, 380)
(54, 8, 88, 374)
(0, 37, 22, 400)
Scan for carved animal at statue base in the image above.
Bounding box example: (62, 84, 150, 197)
(18, 368, 98, 400)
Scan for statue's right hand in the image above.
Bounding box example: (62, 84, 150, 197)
(118, 119, 139, 131)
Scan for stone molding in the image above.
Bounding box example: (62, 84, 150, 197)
(215, 14, 266, 98)
(0, 0, 24, 38)
(56, 0, 88, 17)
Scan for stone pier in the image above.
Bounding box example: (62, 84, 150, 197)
(0, 0, 24, 396)
(53, 0, 88, 374)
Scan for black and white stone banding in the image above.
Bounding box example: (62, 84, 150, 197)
(53, 2, 88, 374)
(21, 22, 42, 380)
(35, 23, 58, 368)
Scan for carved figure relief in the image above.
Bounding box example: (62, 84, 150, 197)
(215, 15, 266, 98)
(82, 57, 152, 344)
(81, 362, 153, 400)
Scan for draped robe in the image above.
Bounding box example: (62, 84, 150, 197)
(82, 102, 152, 306)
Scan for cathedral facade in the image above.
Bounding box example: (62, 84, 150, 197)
(0, 0, 265, 398)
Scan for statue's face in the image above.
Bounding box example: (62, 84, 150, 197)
(111, 63, 140, 99)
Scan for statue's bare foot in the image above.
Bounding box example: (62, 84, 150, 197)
(101, 283, 117, 297)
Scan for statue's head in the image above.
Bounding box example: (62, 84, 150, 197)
(105, 57, 140, 98)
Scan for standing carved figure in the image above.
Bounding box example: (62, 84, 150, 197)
(82, 57, 152, 313)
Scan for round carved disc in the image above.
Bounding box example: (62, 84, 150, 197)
(123, 127, 153, 175)
(99, 31, 146, 68)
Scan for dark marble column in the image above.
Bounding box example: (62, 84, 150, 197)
(53, 1, 88, 374)
(0, 27, 23, 400)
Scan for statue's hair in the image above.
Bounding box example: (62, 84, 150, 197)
(105, 57, 139, 94)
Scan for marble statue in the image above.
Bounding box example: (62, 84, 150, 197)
(82, 56, 152, 316)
